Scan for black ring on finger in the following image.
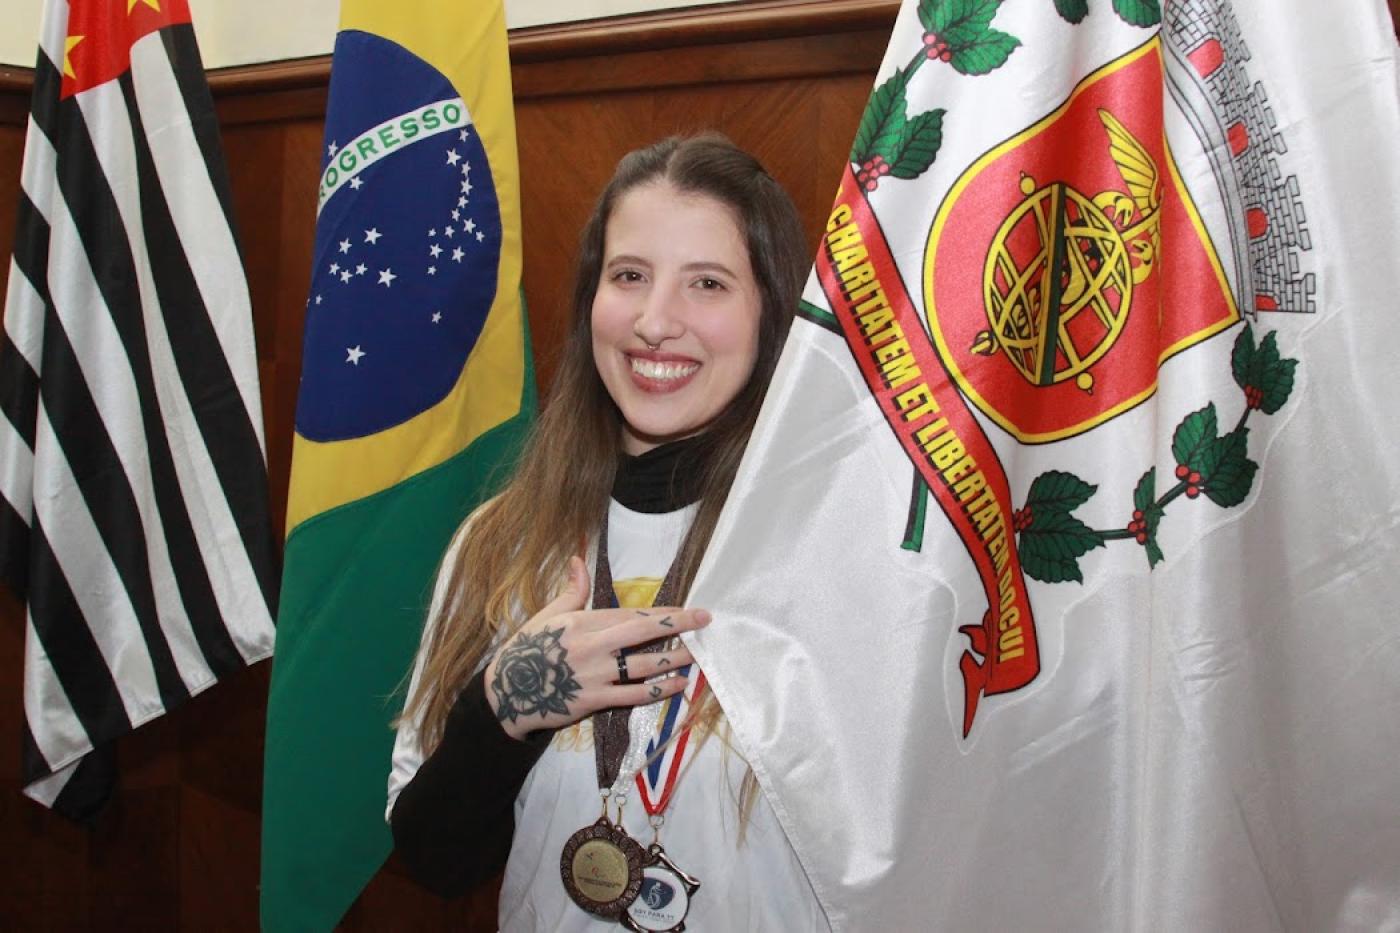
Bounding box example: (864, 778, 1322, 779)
(615, 651, 630, 684)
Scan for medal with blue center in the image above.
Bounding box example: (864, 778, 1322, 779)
(619, 665, 706, 932)
(625, 841, 701, 932)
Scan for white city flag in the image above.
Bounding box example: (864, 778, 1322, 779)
(688, 1, 1400, 929)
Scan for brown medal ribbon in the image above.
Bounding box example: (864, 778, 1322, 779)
(560, 511, 685, 921)
(590, 514, 684, 786)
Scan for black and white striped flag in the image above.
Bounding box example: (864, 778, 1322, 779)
(0, 0, 277, 820)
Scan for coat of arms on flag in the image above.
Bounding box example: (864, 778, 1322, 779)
(927, 39, 1240, 442)
(686, 0, 1397, 929)
(812, 1, 1305, 736)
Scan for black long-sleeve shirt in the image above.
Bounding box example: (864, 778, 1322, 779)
(390, 670, 551, 897)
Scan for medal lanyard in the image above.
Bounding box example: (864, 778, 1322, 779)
(563, 510, 707, 929)
(589, 513, 704, 823)
(633, 667, 707, 818)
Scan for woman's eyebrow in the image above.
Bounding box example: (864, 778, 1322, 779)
(603, 253, 651, 268)
(680, 261, 738, 277)
(605, 256, 739, 278)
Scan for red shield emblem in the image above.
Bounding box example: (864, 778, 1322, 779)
(925, 38, 1239, 443)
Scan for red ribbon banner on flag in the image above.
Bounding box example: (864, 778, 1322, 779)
(816, 165, 1040, 736)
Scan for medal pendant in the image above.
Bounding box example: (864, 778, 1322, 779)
(560, 816, 645, 918)
(622, 844, 701, 932)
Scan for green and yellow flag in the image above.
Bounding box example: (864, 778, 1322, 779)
(260, 1, 533, 927)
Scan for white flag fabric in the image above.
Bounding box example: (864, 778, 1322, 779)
(0, 0, 277, 820)
(687, 1, 1400, 929)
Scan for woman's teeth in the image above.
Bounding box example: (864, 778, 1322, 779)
(630, 358, 699, 380)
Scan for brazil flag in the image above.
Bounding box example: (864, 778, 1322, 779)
(260, 2, 533, 928)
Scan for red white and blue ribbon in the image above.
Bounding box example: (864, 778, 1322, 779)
(634, 666, 708, 817)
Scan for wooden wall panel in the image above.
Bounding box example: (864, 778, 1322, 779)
(219, 118, 325, 536)
(513, 70, 880, 388)
(0, 1, 892, 929)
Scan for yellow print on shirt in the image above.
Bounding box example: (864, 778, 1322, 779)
(552, 575, 663, 752)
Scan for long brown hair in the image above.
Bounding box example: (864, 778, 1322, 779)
(403, 133, 807, 759)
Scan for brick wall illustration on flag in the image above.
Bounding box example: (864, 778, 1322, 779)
(686, 1, 1400, 929)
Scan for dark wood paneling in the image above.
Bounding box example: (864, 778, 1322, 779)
(0, 1, 888, 929)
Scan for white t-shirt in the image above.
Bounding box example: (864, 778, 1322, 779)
(388, 500, 829, 931)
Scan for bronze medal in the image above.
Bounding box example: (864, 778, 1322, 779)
(560, 816, 645, 918)
(622, 844, 701, 932)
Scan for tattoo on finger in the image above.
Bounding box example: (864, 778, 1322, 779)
(649, 685, 663, 699)
(657, 615, 674, 629)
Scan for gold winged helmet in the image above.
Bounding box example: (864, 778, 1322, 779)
(1094, 108, 1161, 282)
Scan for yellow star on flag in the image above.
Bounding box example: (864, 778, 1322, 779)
(128, 0, 162, 13)
(62, 34, 83, 79)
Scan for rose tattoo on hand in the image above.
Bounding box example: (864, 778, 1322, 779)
(491, 626, 582, 723)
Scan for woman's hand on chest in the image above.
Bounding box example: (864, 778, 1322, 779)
(483, 556, 710, 741)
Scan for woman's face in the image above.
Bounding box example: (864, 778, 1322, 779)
(591, 181, 763, 455)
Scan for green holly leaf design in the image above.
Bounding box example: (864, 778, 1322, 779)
(1131, 468, 1165, 568)
(1018, 508, 1104, 584)
(1171, 407, 1258, 507)
(1171, 403, 1219, 472)
(1054, 0, 1089, 24)
(1026, 469, 1097, 514)
(1201, 428, 1258, 508)
(1111, 0, 1160, 26)
(918, 0, 1020, 76)
(852, 68, 911, 165)
(950, 30, 1021, 76)
(1230, 324, 1256, 389)
(890, 108, 945, 179)
(1254, 333, 1298, 414)
(1232, 326, 1298, 415)
(1131, 467, 1155, 513)
(920, 0, 1001, 45)
(1132, 468, 1163, 533)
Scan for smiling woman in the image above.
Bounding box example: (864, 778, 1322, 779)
(384, 133, 823, 930)
(0, 2, 900, 929)
(591, 182, 763, 453)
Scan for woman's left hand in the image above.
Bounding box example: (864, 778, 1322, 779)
(484, 556, 708, 740)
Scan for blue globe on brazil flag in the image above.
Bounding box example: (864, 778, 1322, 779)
(296, 30, 503, 442)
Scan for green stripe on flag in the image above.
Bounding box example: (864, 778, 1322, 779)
(261, 336, 534, 931)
